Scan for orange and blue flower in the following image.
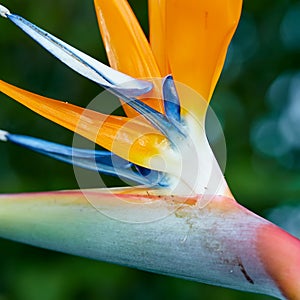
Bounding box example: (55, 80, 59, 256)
(0, 1, 299, 298)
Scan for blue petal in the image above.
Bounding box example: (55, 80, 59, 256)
(2, 132, 166, 186)
(134, 165, 169, 187)
(162, 75, 181, 123)
(6, 13, 152, 97)
(113, 90, 186, 145)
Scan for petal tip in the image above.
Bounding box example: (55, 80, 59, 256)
(0, 129, 8, 141)
(0, 4, 10, 18)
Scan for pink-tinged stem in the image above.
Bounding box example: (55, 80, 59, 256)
(258, 224, 300, 299)
(0, 189, 298, 298)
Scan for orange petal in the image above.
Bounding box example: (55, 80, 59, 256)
(166, 0, 242, 103)
(94, 0, 164, 117)
(0, 80, 167, 169)
(148, 0, 170, 76)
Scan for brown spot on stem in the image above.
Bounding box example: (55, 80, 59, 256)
(237, 258, 254, 284)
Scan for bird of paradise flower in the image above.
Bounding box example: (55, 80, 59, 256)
(0, 1, 299, 299)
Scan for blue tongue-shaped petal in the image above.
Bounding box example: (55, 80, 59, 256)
(0, 130, 166, 186)
(134, 165, 169, 187)
(4, 11, 152, 97)
(162, 75, 181, 124)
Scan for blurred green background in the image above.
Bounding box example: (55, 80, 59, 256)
(0, 0, 299, 299)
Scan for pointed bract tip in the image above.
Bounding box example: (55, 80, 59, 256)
(0, 130, 8, 141)
(0, 4, 10, 18)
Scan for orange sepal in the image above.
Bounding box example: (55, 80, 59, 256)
(166, 0, 242, 103)
(148, 0, 170, 76)
(0, 80, 166, 168)
(94, 0, 164, 117)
